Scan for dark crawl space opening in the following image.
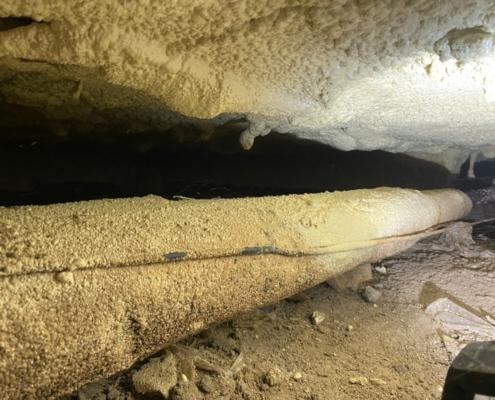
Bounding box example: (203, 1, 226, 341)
(0, 130, 491, 206)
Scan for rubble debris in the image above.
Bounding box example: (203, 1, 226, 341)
(440, 222, 475, 248)
(374, 265, 387, 275)
(310, 311, 326, 325)
(362, 286, 382, 303)
(292, 372, 303, 381)
(263, 367, 285, 387)
(131, 352, 177, 398)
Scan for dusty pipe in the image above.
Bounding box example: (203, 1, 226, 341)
(0, 188, 471, 398)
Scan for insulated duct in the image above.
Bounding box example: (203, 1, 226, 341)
(0, 188, 472, 398)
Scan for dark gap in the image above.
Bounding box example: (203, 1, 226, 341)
(0, 131, 468, 206)
(457, 157, 494, 191)
(0, 17, 39, 32)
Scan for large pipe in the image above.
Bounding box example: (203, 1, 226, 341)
(0, 188, 472, 398)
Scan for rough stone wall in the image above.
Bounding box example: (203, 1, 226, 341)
(1, 1, 495, 169)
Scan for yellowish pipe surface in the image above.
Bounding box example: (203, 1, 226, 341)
(0, 188, 472, 398)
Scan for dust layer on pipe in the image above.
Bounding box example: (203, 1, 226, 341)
(0, 188, 472, 398)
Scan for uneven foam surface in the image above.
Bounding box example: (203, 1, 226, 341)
(1, 1, 495, 169)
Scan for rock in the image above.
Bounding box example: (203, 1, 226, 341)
(349, 376, 368, 385)
(346, 325, 354, 332)
(132, 352, 177, 398)
(374, 266, 387, 275)
(310, 311, 325, 326)
(292, 372, 303, 381)
(327, 263, 373, 291)
(362, 286, 381, 303)
(263, 367, 285, 387)
(440, 222, 475, 247)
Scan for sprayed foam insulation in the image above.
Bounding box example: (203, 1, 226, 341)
(0, 188, 472, 398)
(2, 1, 495, 170)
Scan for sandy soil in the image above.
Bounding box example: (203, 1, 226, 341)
(67, 222, 495, 400)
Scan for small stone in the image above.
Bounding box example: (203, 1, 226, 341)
(310, 311, 325, 325)
(263, 367, 285, 387)
(292, 372, 303, 381)
(55, 271, 74, 284)
(440, 222, 474, 247)
(346, 325, 354, 332)
(370, 378, 387, 386)
(362, 286, 381, 303)
(375, 266, 387, 275)
(349, 376, 368, 385)
(132, 352, 177, 398)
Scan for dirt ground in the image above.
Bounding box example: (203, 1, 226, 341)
(68, 220, 495, 400)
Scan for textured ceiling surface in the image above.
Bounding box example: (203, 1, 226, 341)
(1, 1, 495, 170)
